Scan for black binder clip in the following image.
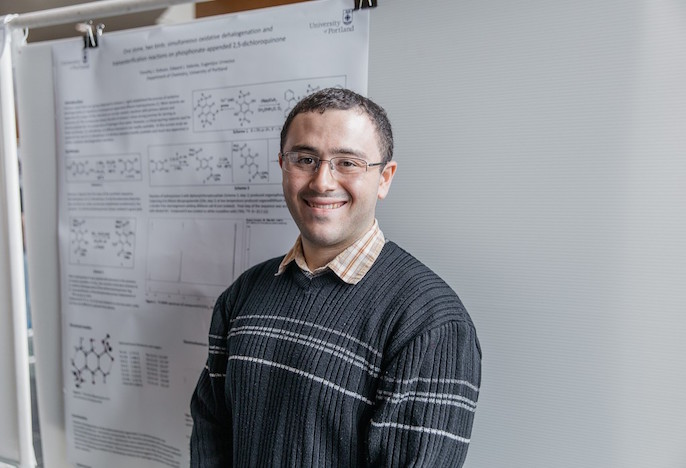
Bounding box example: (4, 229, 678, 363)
(354, 0, 377, 10)
(77, 21, 104, 49)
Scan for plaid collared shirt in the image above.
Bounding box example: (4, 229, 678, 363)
(276, 220, 386, 285)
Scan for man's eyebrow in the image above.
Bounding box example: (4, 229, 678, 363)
(287, 144, 318, 154)
(331, 147, 367, 159)
(286, 145, 367, 159)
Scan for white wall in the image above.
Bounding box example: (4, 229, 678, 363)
(0, 171, 21, 465)
(0, 25, 31, 467)
(370, 0, 686, 466)
(14, 39, 67, 468)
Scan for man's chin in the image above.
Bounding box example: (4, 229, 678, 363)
(301, 228, 347, 249)
(303, 233, 339, 249)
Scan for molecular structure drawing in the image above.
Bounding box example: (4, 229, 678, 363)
(118, 157, 141, 177)
(194, 92, 219, 128)
(283, 84, 322, 117)
(194, 147, 233, 184)
(194, 150, 217, 183)
(150, 146, 232, 184)
(71, 334, 115, 388)
(236, 143, 268, 182)
(113, 220, 135, 260)
(149, 150, 191, 174)
(71, 219, 89, 259)
(66, 154, 141, 182)
(69, 217, 136, 268)
(192, 78, 345, 132)
(283, 89, 299, 117)
(232, 90, 256, 126)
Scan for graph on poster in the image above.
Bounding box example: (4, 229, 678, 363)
(145, 218, 299, 303)
(145, 218, 241, 302)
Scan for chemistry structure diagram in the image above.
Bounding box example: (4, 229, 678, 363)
(71, 334, 115, 388)
(70, 217, 136, 268)
(191, 75, 346, 132)
(154, 76, 349, 187)
(148, 139, 280, 186)
(66, 153, 142, 183)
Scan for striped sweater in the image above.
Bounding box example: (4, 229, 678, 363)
(190, 241, 481, 467)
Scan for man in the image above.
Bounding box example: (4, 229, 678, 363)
(190, 88, 481, 466)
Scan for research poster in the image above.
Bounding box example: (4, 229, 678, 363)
(52, 1, 369, 465)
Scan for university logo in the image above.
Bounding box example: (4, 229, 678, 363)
(342, 9, 354, 25)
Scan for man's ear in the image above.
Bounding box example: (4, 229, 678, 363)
(278, 153, 283, 168)
(377, 161, 397, 200)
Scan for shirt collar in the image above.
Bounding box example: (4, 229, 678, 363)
(276, 220, 385, 285)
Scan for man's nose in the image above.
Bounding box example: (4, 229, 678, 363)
(309, 160, 337, 190)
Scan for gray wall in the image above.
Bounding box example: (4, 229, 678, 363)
(369, 0, 686, 466)
(14, 1, 686, 466)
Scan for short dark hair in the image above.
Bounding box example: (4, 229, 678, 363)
(280, 88, 394, 164)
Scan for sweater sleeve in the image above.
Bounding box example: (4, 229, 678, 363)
(190, 290, 233, 467)
(367, 320, 482, 467)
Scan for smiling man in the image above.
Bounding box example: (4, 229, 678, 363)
(190, 88, 481, 467)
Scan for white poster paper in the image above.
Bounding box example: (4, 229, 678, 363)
(52, 1, 369, 466)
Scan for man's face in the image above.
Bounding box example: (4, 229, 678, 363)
(280, 109, 396, 259)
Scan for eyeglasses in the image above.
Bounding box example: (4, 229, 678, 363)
(281, 151, 386, 177)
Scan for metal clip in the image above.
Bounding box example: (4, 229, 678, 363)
(354, 0, 377, 10)
(76, 20, 104, 49)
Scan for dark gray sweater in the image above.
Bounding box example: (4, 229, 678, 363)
(190, 241, 481, 467)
